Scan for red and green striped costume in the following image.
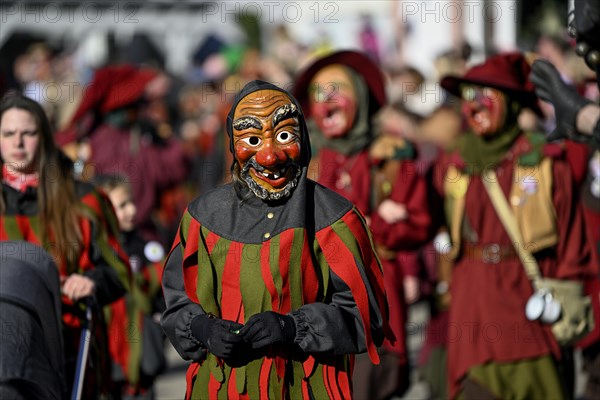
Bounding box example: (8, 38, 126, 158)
(105, 230, 165, 390)
(161, 179, 393, 399)
(1, 181, 130, 306)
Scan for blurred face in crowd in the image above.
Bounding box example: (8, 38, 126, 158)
(107, 185, 137, 232)
(233, 89, 302, 201)
(0, 108, 40, 174)
(460, 85, 507, 137)
(308, 65, 358, 139)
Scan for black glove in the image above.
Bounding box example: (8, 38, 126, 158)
(191, 314, 244, 359)
(530, 59, 593, 142)
(574, 0, 600, 53)
(239, 311, 296, 350)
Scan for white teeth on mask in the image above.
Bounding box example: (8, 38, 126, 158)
(258, 167, 286, 180)
(260, 171, 278, 179)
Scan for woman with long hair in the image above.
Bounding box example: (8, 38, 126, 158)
(0, 93, 131, 398)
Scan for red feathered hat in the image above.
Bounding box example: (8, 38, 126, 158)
(69, 64, 157, 124)
(441, 52, 543, 116)
(56, 65, 157, 145)
(293, 50, 387, 117)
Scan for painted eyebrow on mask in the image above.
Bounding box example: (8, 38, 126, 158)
(272, 103, 298, 127)
(233, 116, 262, 131)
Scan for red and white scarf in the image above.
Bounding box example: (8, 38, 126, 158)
(2, 164, 39, 192)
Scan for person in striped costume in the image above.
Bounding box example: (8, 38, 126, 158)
(161, 80, 394, 399)
(0, 94, 131, 397)
(97, 174, 167, 399)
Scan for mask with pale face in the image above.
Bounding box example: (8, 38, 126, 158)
(308, 65, 358, 139)
(459, 85, 510, 137)
(227, 81, 311, 202)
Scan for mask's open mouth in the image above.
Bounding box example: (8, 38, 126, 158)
(464, 102, 492, 134)
(240, 157, 302, 201)
(257, 166, 288, 180)
(251, 165, 290, 188)
(321, 106, 344, 129)
(472, 109, 491, 131)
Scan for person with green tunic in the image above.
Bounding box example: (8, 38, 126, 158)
(160, 80, 394, 399)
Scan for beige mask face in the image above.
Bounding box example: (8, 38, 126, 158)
(460, 85, 508, 137)
(308, 65, 358, 139)
(232, 89, 302, 200)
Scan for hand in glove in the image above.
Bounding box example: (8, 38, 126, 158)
(239, 311, 296, 350)
(530, 59, 593, 142)
(191, 314, 244, 359)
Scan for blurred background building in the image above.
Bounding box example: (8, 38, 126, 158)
(0, 0, 571, 86)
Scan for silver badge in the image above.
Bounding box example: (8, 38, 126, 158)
(520, 176, 538, 195)
(144, 241, 165, 263)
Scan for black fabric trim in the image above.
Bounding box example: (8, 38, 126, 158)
(1, 180, 98, 216)
(74, 180, 96, 199)
(187, 179, 352, 244)
(1, 183, 37, 215)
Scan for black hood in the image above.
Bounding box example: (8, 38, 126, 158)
(226, 80, 312, 168)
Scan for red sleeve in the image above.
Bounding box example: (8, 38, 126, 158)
(563, 141, 591, 187)
(552, 158, 594, 280)
(369, 160, 432, 250)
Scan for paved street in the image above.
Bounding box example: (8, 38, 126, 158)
(154, 345, 188, 400)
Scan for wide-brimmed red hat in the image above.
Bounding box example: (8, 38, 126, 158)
(69, 64, 158, 124)
(293, 50, 386, 117)
(441, 52, 543, 116)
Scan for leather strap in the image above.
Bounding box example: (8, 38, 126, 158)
(444, 165, 469, 260)
(481, 170, 542, 288)
(462, 242, 519, 264)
